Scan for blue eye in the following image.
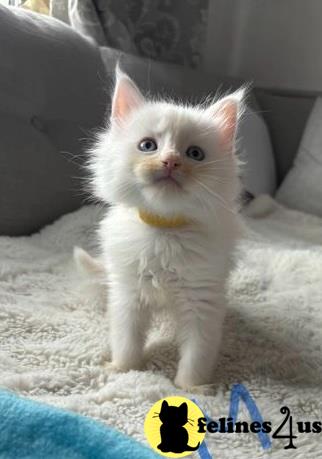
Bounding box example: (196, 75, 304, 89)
(186, 146, 205, 161)
(138, 138, 158, 153)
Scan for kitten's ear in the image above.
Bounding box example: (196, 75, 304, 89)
(207, 89, 245, 152)
(179, 402, 188, 418)
(111, 66, 145, 123)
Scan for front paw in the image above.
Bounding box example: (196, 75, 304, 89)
(174, 372, 214, 395)
(174, 373, 196, 392)
(105, 356, 145, 373)
(103, 360, 121, 373)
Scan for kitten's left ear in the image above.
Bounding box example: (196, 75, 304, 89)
(207, 89, 245, 152)
(111, 66, 145, 123)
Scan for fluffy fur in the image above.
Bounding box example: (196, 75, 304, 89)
(89, 69, 244, 390)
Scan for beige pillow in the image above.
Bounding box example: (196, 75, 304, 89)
(277, 97, 322, 216)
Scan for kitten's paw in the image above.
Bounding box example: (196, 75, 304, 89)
(103, 360, 120, 373)
(174, 373, 195, 392)
(174, 374, 214, 395)
(106, 357, 146, 373)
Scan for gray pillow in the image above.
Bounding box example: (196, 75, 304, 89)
(100, 47, 276, 196)
(0, 5, 107, 235)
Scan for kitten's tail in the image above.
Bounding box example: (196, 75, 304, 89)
(73, 247, 105, 277)
(186, 442, 200, 451)
(73, 247, 107, 307)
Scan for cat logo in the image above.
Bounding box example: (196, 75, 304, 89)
(144, 396, 205, 457)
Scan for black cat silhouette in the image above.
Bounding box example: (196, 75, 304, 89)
(157, 400, 200, 453)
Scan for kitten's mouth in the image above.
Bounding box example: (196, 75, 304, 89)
(153, 174, 182, 189)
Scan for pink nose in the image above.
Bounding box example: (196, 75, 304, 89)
(162, 158, 181, 171)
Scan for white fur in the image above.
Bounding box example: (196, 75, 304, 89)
(89, 70, 244, 389)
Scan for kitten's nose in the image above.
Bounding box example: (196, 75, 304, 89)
(162, 157, 181, 171)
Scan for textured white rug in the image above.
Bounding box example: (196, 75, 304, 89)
(0, 195, 321, 458)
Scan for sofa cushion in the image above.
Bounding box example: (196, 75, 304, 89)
(0, 5, 107, 235)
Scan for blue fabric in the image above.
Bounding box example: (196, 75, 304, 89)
(0, 390, 158, 459)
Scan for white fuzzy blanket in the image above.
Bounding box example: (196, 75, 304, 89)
(1, 195, 322, 458)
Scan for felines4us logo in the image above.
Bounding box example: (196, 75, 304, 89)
(144, 384, 322, 458)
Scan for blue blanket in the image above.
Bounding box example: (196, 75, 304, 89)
(0, 390, 159, 459)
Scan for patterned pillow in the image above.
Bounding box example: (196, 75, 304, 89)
(69, 0, 209, 68)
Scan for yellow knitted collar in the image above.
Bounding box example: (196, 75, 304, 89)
(138, 209, 189, 228)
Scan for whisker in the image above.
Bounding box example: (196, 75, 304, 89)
(198, 172, 235, 179)
(197, 166, 235, 172)
(192, 177, 237, 215)
(198, 176, 232, 185)
(194, 192, 212, 216)
(112, 181, 137, 201)
(198, 171, 232, 176)
(195, 157, 233, 168)
(198, 174, 235, 180)
(197, 170, 236, 177)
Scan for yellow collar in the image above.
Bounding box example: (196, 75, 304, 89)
(138, 209, 190, 228)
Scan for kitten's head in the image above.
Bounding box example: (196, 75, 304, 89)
(90, 68, 244, 221)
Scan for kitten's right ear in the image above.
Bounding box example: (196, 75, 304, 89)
(111, 66, 145, 123)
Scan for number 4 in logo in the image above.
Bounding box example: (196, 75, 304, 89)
(272, 406, 297, 449)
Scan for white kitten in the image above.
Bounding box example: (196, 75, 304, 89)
(89, 68, 244, 390)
